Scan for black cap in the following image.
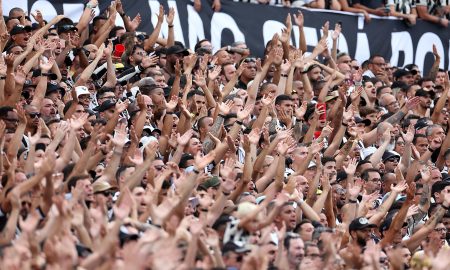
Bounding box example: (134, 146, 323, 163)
(431, 181, 450, 196)
(354, 116, 371, 126)
(45, 82, 65, 96)
(57, 24, 77, 34)
(96, 100, 116, 112)
(393, 69, 411, 80)
(349, 217, 377, 232)
(166, 44, 189, 56)
(222, 241, 251, 254)
(414, 118, 429, 130)
(10, 24, 32, 35)
(382, 151, 400, 162)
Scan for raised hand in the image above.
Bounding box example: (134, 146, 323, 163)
(220, 157, 235, 179)
(332, 23, 342, 41)
(322, 21, 330, 38)
(31, 10, 44, 25)
(208, 65, 222, 81)
(343, 158, 358, 176)
(16, 105, 27, 125)
(40, 57, 55, 72)
(293, 11, 304, 27)
(309, 140, 325, 155)
(141, 55, 159, 68)
(111, 122, 128, 147)
(115, 99, 129, 113)
(405, 96, 420, 110)
(280, 59, 291, 74)
(237, 103, 254, 121)
(391, 180, 408, 194)
(401, 124, 415, 144)
(248, 128, 261, 145)
(193, 70, 207, 88)
(177, 129, 194, 147)
(218, 100, 234, 115)
(129, 13, 142, 32)
(166, 95, 178, 112)
(420, 166, 431, 183)
(194, 151, 216, 170)
(69, 113, 88, 130)
(166, 7, 175, 26)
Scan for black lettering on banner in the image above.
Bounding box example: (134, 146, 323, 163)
(7, 0, 450, 73)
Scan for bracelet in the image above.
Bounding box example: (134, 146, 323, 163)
(428, 147, 436, 152)
(218, 114, 227, 118)
(342, 122, 348, 127)
(0, 76, 6, 80)
(41, 73, 53, 77)
(442, 204, 450, 210)
(281, 74, 288, 77)
(200, 208, 208, 212)
(166, 111, 175, 115)
(222, 191, 231, 196)
(193, 168, 200, 174)
(235, 120, 243, 126)
(349, 199, 357, 203)
(168, 25, 174, 28)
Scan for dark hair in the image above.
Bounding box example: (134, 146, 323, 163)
(321, 156, 336, 166)
(187, 89, 205, 99)
(412, 134, 427, 144)
(0, 106, 14, 118)
(275, 95, 292, 105)
(361, 168, 380, 181)
(67, 174, 91, 191)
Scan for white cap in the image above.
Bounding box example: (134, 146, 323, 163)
(139, 136, 158, 151)
(75, 86, 90, 97)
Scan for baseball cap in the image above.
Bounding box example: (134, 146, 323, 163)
(349, 217, 377, 232)
(382, 151, 400, 162)
(166, 44, 189, 56)
(354, 116, 371, 126)
(45, 82, 65, 96)
(393, 69, 411, 80)
(57, 24, 77, 34)
(10, 24, 32, 35)
(96, 100, 116, 112)
(75, 86, 90, 97)
(414, 118, 429, 130)
(199, 176, 221, 190)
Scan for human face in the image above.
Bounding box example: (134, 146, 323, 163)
(384, 156, 399, 173)
(132, 187, 147, 214)
(395, 137, 405, 155)
(430, 126, 445, 142)
(414, 137, 429, 156)
(295, 175, 309, 197)
(216, 50, 231, 65)
(287, 237, 305, 266)
(364, 82, 376, 99)
(154, 75, 167, 88)
(25, 106, 40, 127)
(365, 171, 382, 193)
(78, 94, 91, 108)
(149, 88, 165, 108)
(278, 204, 297, 230)
(431, 168, 442, 184)
(80, 179, 94, 202)
(299, 223, 314, 242)
(98, 92, 116, 105)
(369, 56, 386, 74)
(95, 189, 114, 209)
(40, 99, 57, 119)
(323, 161, 337, 178)
(293, 81, 304, 98)
(436, 71, 446, 86)
(131, 47, 146, 65)
(276, 100, 294, 116)
(241, 61, 256, 80)
(418, 95, 432, 109)
(337, 54, 352, 65)
(12, 31, 31, 47)
(231, 97, 244, 114)
(192, 94, 207, 111)
(222, 64, 236, 82)
(9, 45, 24, 56)
(422, 81, 435, 92)
(187, 137, 202, 155)
(308, 67, 322, 81)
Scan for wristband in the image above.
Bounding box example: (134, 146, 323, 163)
(235, 120, 243, 126)
(119, 12, 125, 17)
(41, 73, 53, 77)
(342, 122, 348, 127)
(200, 208, 208, 212)
(281, 74, 288, 77)
(218, 114, 227, 119)
(0, 76, 6, 80)
(349, 199, 357, 203)
(428, 147, 436, 152)
(354, 81, 362, 86)
(168, 25, 174, 28)
(222, 191, 231, 196)
(442, 204, 450, 210)
(193, 168, 200, 174)
(166, 112, 175, 115)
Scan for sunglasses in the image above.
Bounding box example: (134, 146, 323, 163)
(28, 112, 41, 118)
(96, 190, 113, 196)
(387, 158, 399, 162)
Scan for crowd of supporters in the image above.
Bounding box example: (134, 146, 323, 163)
(1, 0, 450, 269)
